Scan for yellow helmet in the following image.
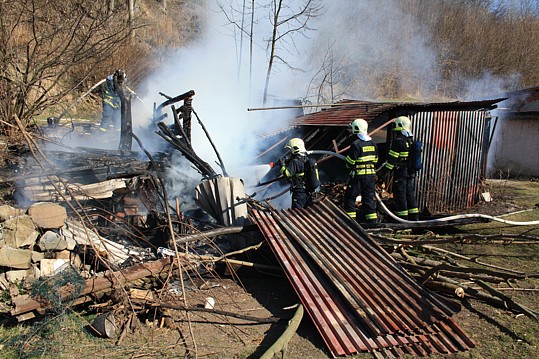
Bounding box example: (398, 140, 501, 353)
(285, 138, 306, 154)
(349, 118, 368, 135)
(393, 116, 413, 136)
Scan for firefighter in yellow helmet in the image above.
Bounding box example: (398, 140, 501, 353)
(377, 115, 419, 221)
(343, 118, 379, 224)
(280, 138, 320, 209)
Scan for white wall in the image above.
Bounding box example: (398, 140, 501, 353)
(489, 118, 539, 177)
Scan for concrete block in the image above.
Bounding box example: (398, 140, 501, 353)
(40, 258, 69, 276)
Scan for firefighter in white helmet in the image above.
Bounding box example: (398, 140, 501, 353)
(280, 138, 319, 209)
(343, 118, 379, 224)
(377, 115, 419, 220)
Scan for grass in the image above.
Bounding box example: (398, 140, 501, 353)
(0, 179, 537, 358)
(427, 179, 539, 358)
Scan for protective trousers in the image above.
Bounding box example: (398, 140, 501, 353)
(99, 102, 121, 131)
(343, 174, 377, 221)
(291, 188, 313, 209)
(393, 175, 419, 220)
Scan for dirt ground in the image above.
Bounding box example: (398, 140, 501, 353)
(0, 144, 538, 359)
(80, 179, 538, 359)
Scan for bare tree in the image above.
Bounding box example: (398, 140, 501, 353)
(218, 0, 323, 104)
(305, 42, 351, 105)
(0, 0, 133, 134)
(261, 0, 323, 105)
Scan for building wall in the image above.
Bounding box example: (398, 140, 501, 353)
(489, 117, 539, 177)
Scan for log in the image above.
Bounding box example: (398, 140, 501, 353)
(260, 304, 304, 359)
(11, 257, 174, 317)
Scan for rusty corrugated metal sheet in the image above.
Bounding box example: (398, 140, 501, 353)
(411, 111, 488, 213)
(250, 199, 475, 357)
(295, 99, 503, 126)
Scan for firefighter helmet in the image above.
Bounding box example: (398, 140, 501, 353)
(350, 118, 372, 141)
(285, 138, 306, 154)
(393, 116, 413, 137)
(113, 69, 126, 84)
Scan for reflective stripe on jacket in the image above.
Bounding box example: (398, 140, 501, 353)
(102, 78, 120, 108)
(280, 155, 306, 189)
(384, 134, 410, 171)
(346, 139, 378, 176)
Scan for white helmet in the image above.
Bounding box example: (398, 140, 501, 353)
(285, 138, 306, 154)
(350, 118, 371, 141)
(393, 116, 413, 137)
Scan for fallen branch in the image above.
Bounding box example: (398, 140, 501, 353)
(372, 232, 539, 245)
(474, 280, 539, 321)
(390, 252, 535, 281)
(173, 225, 259, 244)
(424, 276, 539, 320)
(11, 258, 174, 317)
(154, 302, 281, 324)
(260, 304, 304, 359)
(421, 245, 528, 275)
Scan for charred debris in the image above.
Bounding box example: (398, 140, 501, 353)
(0, 90, 538, 358)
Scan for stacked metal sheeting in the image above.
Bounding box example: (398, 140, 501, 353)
(250, 199, 475, 357)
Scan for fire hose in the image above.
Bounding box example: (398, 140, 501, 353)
(308, 150, 539, 226)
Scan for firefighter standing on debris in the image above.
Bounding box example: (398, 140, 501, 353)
(280, 138, 319, 209)
(98, 69, 126, 133)
(343, 118, 379, 224)
(377, 115, 419, 221)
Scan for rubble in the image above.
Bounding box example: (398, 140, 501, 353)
(0, 90, 536, 359)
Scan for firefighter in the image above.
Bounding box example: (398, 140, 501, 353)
(280, 138, 319, 209)
(377, 115, 419, 221)
(98, 69, 126, 133)
(343, 118, 379, 224)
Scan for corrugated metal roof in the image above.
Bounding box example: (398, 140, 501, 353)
(250, 199, 475, 357)
(294, 99, 504, 127)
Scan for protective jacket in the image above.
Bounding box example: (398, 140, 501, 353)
(280, 154, 316, 209)
(102, 76, 121, 109)
(343, 138, 378, 221)
(346, 138, 378, 176)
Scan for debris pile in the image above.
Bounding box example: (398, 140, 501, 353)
(0, 89, 537, 358)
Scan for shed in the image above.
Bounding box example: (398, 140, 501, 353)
(259, 99, 504, 215)
(488, 87, 539, 177)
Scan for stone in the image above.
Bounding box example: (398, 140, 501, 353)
(6, 268, 35, 284)
(3, 215, 38, 249)
(27, 202, 67, 229)
(38, 231, 67, 251)
(0, 247, 32, 269)
(0, 205, 25, 221)
(65, 236, 77, 250)
(31, 251, 45, 263)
